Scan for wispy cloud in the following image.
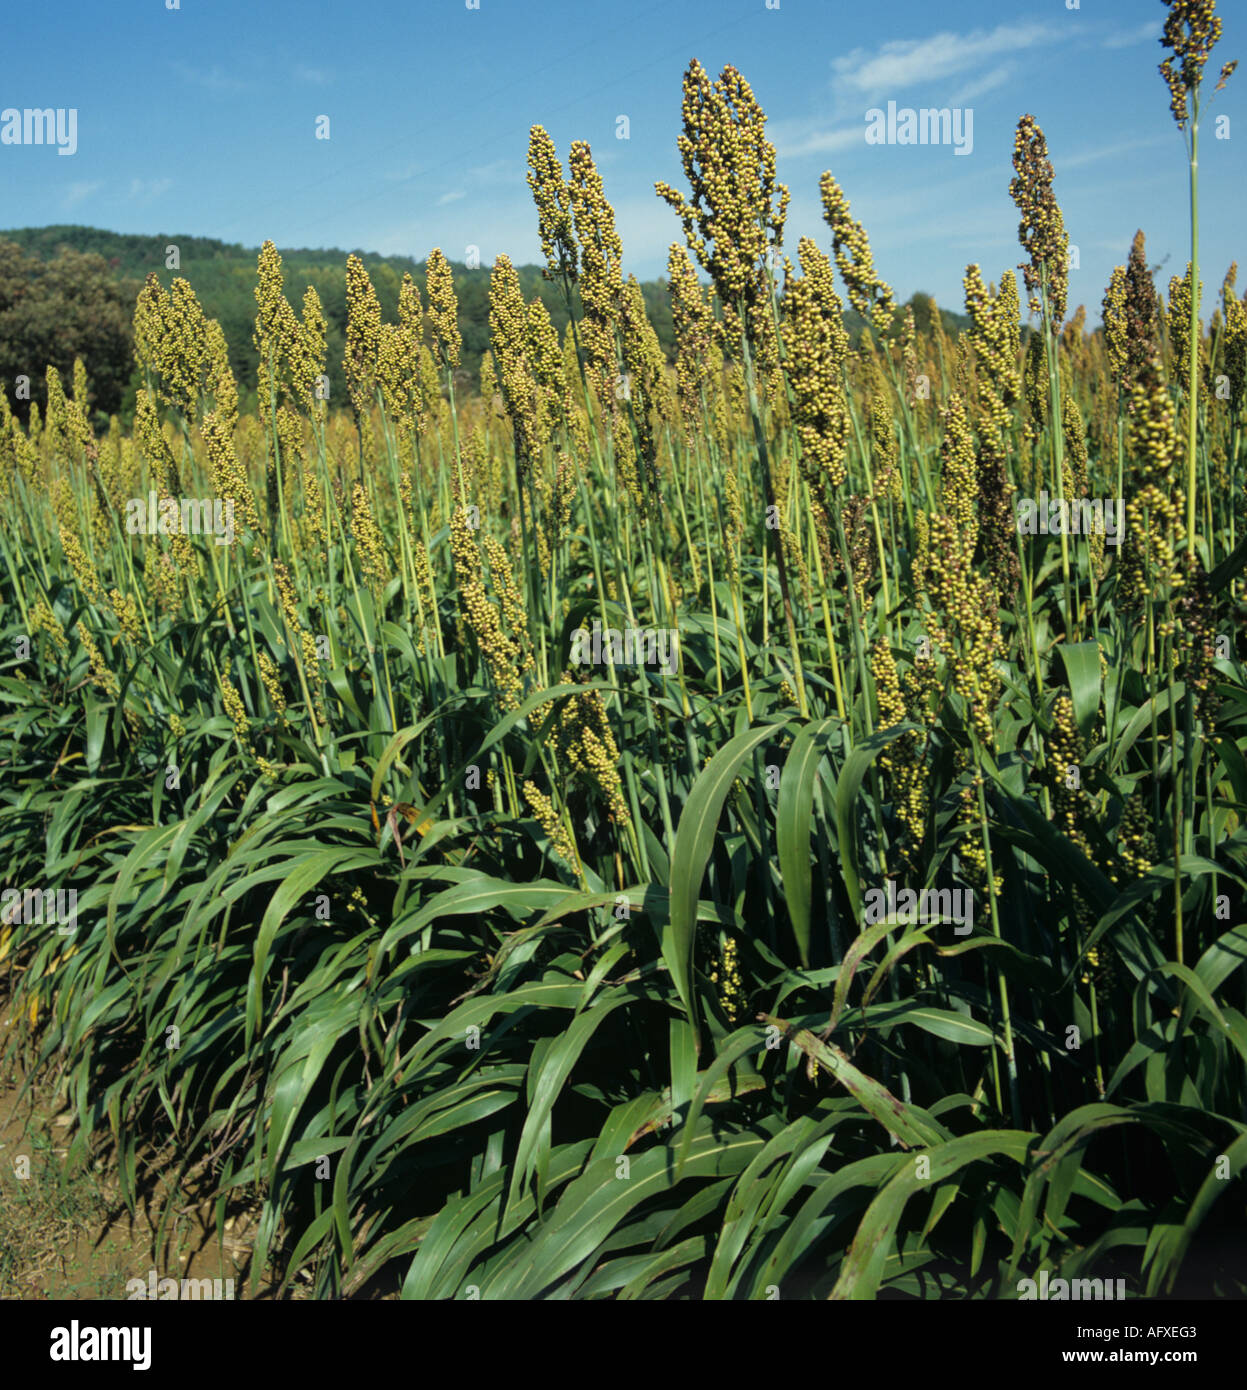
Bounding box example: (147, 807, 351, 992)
(63, 180, 102, 210)
(949, 63, 1014, 106)
(1102, 20, 1160, 50)
(1060, 136, 1168, 170)
(129, 177, 173, 200)
(831, 23, 1061, 101)
(436, 189, 465, 206)
(769, 119, 863, 160)
(385, 156, 522, 188)
(171, 61, 253, 93)
(771, 33, 1032, 166)
(466, 158, 525, 186)
(294, 64, 332, 85)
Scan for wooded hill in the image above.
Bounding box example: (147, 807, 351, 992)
(0, 225, 970, 419)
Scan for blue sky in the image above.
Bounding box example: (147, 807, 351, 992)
(2, 0, 1243, 322)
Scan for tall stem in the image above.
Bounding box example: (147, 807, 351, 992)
(1186, 102, 1200, 547)
(738, 304, 808, 717)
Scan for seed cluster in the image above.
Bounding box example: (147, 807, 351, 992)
(344, 254, 383, 423)
(1167, 263, 1203, 391)
(1159, 0, 1234, 128)
(133, 274, 211, 419)
(668, 245, 716, 444)
(708, 933, 743, 1026)
(1120, 356, 1186, 611)
(657, 60, 788, 364)
(527, 125, 578, 285)
(819, 173, 895, 338)
(962, 266, 1021, 444)
(782, 238, 850, 492)
(1010, 115, 1069, 327)
(425, 249, 461, 373)
(568, 141, 624, 413)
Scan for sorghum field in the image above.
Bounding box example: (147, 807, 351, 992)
(3, 17, 1247, 1301)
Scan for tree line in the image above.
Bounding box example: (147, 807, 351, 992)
(0, 225, 966, 425)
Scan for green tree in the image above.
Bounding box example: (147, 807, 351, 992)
(0, 239, 136, 422)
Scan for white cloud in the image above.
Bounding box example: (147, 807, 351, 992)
(436, 190, 466, 206)
(467, 158, 525, 186)
(769, 120, 863, 160)
(831, 23, 1060, 100)
(171, 61, 252, 93)
(1102, 21, 1160, 50)
(63, 180, 102, 210)
(294, 64, 332, 85)
(1060, 136, 1168, 169)
(386, 157, 523, 188)
(949, 63, 1014, 105)
(129, 177, 173, 200)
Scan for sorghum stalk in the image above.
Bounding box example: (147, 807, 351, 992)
(738, 300, 808, 717)
(971, 731, 1021, 1126)
(1159, 0, 1236, 547)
